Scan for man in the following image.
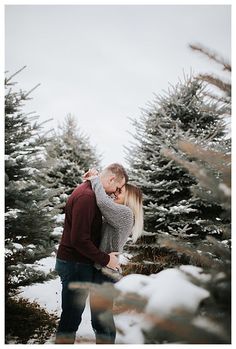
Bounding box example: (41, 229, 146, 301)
(55, 163, 128, 344)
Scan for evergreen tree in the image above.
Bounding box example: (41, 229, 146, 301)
(127, 77, 226, 234)
(5, 68, 59, 293)
(124, 48, 230, 275)
(117, 46, 231, 343)
(45, 114, 100, 208)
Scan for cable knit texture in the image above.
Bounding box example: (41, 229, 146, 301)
(90, 176, 134, 253)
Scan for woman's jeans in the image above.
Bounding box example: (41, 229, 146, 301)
(55, 258, 116, 344)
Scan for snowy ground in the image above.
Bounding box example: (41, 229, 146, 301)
(18, 256, 148, 344)
(17, 256, 215, 344)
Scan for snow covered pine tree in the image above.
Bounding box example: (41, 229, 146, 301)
(45, 114, 100, 205)
(5, 68, 60, 342)
(157, 45, 231, 344)
(124, 73, 229, 275)
(119, 46, 231, 343)
(5, 71, 101, 344)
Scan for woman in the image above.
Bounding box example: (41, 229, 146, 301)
(84, 168, 143, 281)
(83, 168, 143, 344)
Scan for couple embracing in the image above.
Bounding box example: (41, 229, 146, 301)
(55, 163, 143, 344)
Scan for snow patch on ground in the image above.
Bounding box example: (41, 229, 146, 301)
(32, 256, 57, 274)
(115, 266, 210, 317)
(17, 258, 211, 344)
(19, 278, 61, 314)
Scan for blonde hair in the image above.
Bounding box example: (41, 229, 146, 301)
(124, 183, 143, 243)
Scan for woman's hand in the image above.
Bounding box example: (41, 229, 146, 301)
(83, 168, 99, 181)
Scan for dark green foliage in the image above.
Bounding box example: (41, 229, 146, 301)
(142, 312, 230, 344)
(122, 233, 191, 275)
(4, 70, 101, 344)
(5, 69, 59, 293)
(5, 297, 58, 344)
(123, 76, 229, 287)
(119, 46, 231, 344)
(45, 114, 100, 201)
(6, 263, 58, 292)
(126, 77, 227, 238)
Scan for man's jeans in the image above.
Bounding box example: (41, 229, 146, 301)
(55, 258, 116, 344)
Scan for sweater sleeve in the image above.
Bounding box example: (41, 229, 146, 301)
(90, 176, 133, 229)
(70, 193, 110, 267)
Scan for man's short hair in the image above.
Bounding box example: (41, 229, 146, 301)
(104, 163, 128, 183)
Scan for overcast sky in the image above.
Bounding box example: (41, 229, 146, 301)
(5, 5, 231, 167)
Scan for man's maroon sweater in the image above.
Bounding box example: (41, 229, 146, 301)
(57, 181, 110, 267)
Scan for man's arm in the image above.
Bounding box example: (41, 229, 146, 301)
(70, 194, 110, 266)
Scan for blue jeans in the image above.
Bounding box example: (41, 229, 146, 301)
(55, 259, 116, 344)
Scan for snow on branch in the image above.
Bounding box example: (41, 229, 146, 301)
(160, 141, 231, 210)
(189, 44, 231, 72)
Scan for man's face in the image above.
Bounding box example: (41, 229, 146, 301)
(104, 176, 126, 195)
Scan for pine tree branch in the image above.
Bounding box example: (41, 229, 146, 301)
(202, 91, 231, 106)
(189, 44, 231, 72)
(202, 125, 226, 142)
(5, 66, 27, 84)
(197, 74, 231, 96)
(24, 83, 41, 98)
(177, 140, 231, 172)
(160, 147, 231, 209)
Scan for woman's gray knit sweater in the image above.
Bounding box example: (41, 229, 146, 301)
(90, 176, 134, 256)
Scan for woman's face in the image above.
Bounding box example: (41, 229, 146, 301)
(114, 185, 126, 204)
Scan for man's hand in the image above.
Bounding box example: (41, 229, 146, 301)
(83, 168, 99, 181)
(107, 252, 120, 270)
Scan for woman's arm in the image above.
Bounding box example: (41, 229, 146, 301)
(89, 176, 133, 228)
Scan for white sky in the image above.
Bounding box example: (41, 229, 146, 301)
(5, 4, 231, 167)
